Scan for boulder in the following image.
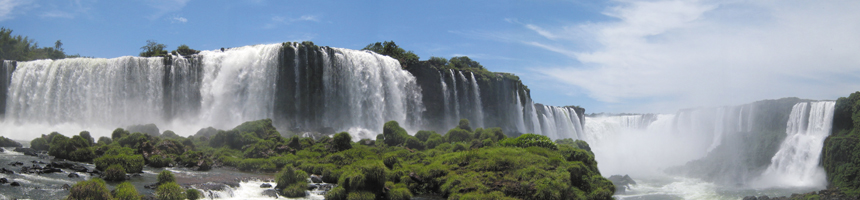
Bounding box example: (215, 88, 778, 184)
(68, 173, 80, 178)
(10, 182, 20, 186)
(260, 183, 272, 188)
(0, 177, 7, 184)
(13, 147, 38, 156)
(62, 184, 71, 190)
(307, 184, 319, 190)
(310, 175, 323, 183)
(1, 168, 14, 174)
(608, 174, 637, 194)
(261, 189, 279, 198)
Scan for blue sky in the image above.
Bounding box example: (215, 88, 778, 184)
(2, 0, 859, 113)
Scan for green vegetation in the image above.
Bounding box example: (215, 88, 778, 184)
(0, 136, 22, 147)
(156, 182, 184, 200)
(171, 44, 200, 56)
(139, 40, 168, 57)
(66, 178, 112, 200)
(113, 181, 141, 200)
(185, 189, 201, 200)
(41, 118, 610, 199)
(362, 41, 419, 68)
(103, 164, 127, 182)
(823, 91, 860, 196)
(0, 27, 81, 61)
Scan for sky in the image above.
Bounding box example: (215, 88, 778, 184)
(1, 0, 859, 114)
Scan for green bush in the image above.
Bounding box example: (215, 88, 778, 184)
(333, 132, 353, 151)
(238, 158, 277, 172)
(458, 118, 472, 132)
(97, 137, 112, 146)
(387, 186, 412, 200)
(66, 178, 112, 200)
(415, 130, 437, 142)
(500, 133, 558, 150)
(325, 186, 347, 200)
(445, 128, 472, 143)
(94, 153, 144, 173)
(156, 182, 184, 200)
(0, 136, 21, 147)
(157, 170, 176, 185)
(103, 164, 127, 182)
(185, 189, 201, 200)
(112, 128, 130, 140)
(113, 181, 140, 200)
(346, 191, 376, 200)
(30, 137, 49, 151)
(425, 134, 444, 149)
(275, 167, 308, 190)
(383, 121, 410, 146)
(148, 154, 173, 168)
(70, 147, 96, 162)
(281, 183, 307, 197)
(404, 136, 425, 150)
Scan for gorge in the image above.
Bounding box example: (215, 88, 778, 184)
(0, 42, 854, 199)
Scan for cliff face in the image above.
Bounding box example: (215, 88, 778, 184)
(822, 91, 860, 195)
(406, 61, 586, 138)
(669, 98, 802, 185)
(0, 60, 14, 118)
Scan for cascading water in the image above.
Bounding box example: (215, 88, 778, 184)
(469, 72, 484, 128)
(756, 101, 835, 188)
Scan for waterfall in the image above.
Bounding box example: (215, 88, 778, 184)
(756, 101, 835, 188)
(469, 72, 484, 128)
(513, 92, 526, 134)
(449, 69, 460, 127)
(1, 43, 425, 140)
(439, 71, 450, 129)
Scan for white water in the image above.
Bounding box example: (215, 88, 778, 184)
(469, 72, 484, 128)
(0, 44, 424, 140)
(755, 101, 835, 188)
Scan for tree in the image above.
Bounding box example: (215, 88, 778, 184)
(171, 44, 200, 56)
(139, 40, 168, 57)
(0, 27, 72, 61)
(447, 56, 484, 70)
(362, 41, 419, 68)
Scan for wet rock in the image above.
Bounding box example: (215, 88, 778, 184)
(68, 172, 80, 178)
(70, 165, 88, 172)
(0, 177, 7, 184)
(144, 183, 159, 190)
(62, 184, 71, 190)
(14, 147, 38, 156)
(260, 183, 272, 188)
(49, 161, 74, 169)
(307, 184, 319, 190)
(262, 189, 279, 198)
(1, 168, 14, 174)
(193, 182, 230, 191)
(10, 182, 20, 186)
(608, 174, 636, 194)
(8, 161, 23, 166)
(41, 167, 63, 174)
(310, 175, 323, 183)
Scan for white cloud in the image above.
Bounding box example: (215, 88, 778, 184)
(0, 0, 33, 21)
(171, 16, 187, 23)
(263, 15, 320, 29)
(523, 0, 860, 112)
(39, 0, 95, 19)
(145, 0, 190, 20)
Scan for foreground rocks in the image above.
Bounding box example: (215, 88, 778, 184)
(608, 174, 636, 194)
(743, 188, 860, 200)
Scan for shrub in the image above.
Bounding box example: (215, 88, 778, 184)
(185, 189, 201, 200)
(113, 181, 140, 200)
(500, 133, 558, 150)
(161, 130, 180, 138)
(30, 137, 49, 151)
(445, 128, 472, 143)
(347, 191, 376, 200)
(103, 164, 127, 182)
(112, 128, 130, 140)
(238, 158, 277, 172)
(243, 140, 276, 158)
(0, 136, 22, 147)
(458, 118, 472, 132)
(148, 154, 173, 168)
(276, 167, 308, 190)
(157, 170, 176, 185)
(70, 147, 96, 162)
(415, 130, 437, 142)
(94, 153, 144, 173)
(404, 136, 425, 150)
(333, 132, 352, 151)
(66, 178, 111, 200)
(387, 186, 412, 200)
(383, 121, 411, 146)
(97, 137, 112, 146)
(281, 183, 307, 197)
(325, 186, 347, 200)
(425, 134, 444, 149)
(79, 131, 94, 146)
(156, 182, 184, 200)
